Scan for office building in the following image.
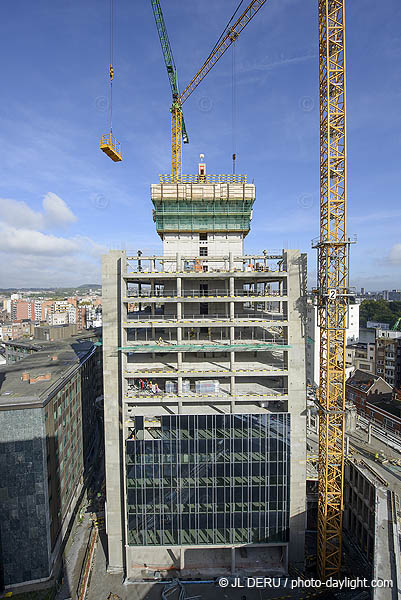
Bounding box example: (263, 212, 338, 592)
(0, 333, 102, 588)
(102, 166, 307, 579)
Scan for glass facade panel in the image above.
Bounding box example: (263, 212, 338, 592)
(126, 413, 290, 546)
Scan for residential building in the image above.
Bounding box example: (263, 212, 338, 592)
(346, 369, 401, 434)
(306, 300, 359, 387)
(85, 305, 102, 329)
(11, 300, 34, 322)
(102, 168, 307, 579)
(77, 305, 86, 330)
(345, 369, 393, 415)
(345, 341, 375, 375)
(375, 336, 401, 388)
(41, 300, 55, 321)
(0, 321, 34, 341)
(34, 300, 43, 322)
(0, 332, 102, 588)
(47, 312, 69, 326)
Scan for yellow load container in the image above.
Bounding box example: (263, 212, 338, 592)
(100, 132, 122, 162)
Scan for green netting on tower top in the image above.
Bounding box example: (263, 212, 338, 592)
(151, 193, 255, 234)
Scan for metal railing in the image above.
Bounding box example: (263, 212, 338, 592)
(126, 266, 283, 275)
(100, 132, 121, 155)
(126, 311, 285, 321)
(159, 173, 248, 184)
(127, 289, 284, 298)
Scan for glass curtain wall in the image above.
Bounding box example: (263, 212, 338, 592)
(126, 413, 290, 546)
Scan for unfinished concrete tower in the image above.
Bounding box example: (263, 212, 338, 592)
(102, 160, 307, 579)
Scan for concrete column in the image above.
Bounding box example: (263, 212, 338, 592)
(177, 326, 182, 344)
(230, 351, 235, 372)
(102, 250, 126, 573)
(178, 350, 183, 413)
(176, 252, 182, 272)
(231, 547, 236, 574)
(180, 548, 185, 570)
(285, 249, 307, 570)
(229, 251, 234, 271)
(368, 422, 372, 444)
(229, 275, 235, 322)
(230, 326, 235, 344)
(151, 281, 155, 342)
(177, 276, 182, 322)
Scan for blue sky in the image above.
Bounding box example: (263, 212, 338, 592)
(0, 0, 400, 290)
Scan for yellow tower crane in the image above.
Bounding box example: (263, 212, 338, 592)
(152, 0, 267, 183)
(314, 0, 349, 580)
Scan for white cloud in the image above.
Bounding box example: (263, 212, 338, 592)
(0, 192, 77, 230)
(42, 192, 76, 226)
(0, 252, 101, 288)
(0, 194, 104, 286)
(349, 210, 401, 224)
(0, 224, 80, 255)
(389, 243, 401, 264)
(0, 198, 43, 229)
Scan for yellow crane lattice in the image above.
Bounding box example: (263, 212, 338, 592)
(315, 0, 348, 580)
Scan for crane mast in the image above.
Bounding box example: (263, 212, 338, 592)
(315, 0, 348, 580)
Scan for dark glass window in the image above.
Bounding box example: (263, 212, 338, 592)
(126, 413, 290, 546)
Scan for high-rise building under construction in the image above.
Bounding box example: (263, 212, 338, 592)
(102, 161, 307, 579)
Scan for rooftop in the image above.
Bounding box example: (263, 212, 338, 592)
(0, 332, 99, 409)
(346, 369, 382, 392)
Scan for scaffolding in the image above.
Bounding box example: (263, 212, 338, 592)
(159, 174, 247, 184)
(151, 181, 255, 235)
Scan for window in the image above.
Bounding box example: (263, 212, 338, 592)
(200, 303, 209, 315)
(199, 232, 207, 241)
(200, 247, 208, 256)
(202, 265, 208, 272)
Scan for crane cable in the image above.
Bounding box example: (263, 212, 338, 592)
(203, 0, 244, 175)
(232, 40, 237, 174)
(208, 0, 244, 61)
(109, 0, 114, 133)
